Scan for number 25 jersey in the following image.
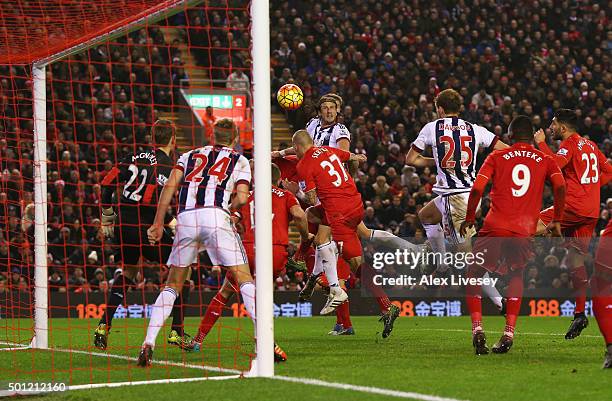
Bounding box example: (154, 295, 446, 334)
(296, 146, 362, 216)
(412, 117, 499, 195)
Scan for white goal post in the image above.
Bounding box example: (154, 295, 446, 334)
(27, 0, 274, 377)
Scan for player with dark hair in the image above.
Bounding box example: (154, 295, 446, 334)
(534, 108, 612, 339)
(181, 163, 310, 361)
(95, 119, 190, 350)
(461, 115, 566, 354)
(405, 88, 509, 311)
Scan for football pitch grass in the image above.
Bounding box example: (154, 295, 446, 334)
(1, 316, 609, 401)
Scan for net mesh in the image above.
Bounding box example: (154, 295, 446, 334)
(0, 0, 255, 386)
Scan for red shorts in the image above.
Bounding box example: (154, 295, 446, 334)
(539, 207, 597, 253)
(243, 243, 288, 279)
(472, 228, 534, 275)
(310, 205, 364, 262)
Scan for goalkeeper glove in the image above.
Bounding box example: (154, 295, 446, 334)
(100, 207, 116, 239)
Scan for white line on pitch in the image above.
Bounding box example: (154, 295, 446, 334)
(272, 376, 468, 401)
(408, 328, 601, 338)
(0, 340, 241, 374)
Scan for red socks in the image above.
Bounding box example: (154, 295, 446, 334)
(571, 265, 588, 314)
(504, 270, 524, 338)
(592, 275, 612, 345)
(336, 301, 352, 328)
(195, 292, 228, 343)
(466, 266, 484, 333)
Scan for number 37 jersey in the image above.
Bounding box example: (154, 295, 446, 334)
(296, 146, 362, 215)
(478, 143, 562, 236)
(412, 117, 499, 195)
(175, 145, 251, 214)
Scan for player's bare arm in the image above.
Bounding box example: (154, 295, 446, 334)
(303, 189, 318, 206)
(405, 146, 436, 168)
(534, 128, 570, 169)
(272, 147, 296, 158)
(493, 140, 509, 150)
(290, 205, 312, 243)
(148, 167, 183, 244)
(230, 182, 251, 212)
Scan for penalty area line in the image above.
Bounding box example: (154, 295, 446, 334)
(272, 375, 468, 401)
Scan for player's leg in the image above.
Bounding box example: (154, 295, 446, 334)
(143, 226, 193, 345)
(564, 217, 597, 339)
(419, 198, 447, 272)
(330, 258, 354, 335)
(591, 228, 612, 368)
(138, 212, 198, 366)
(565, 245, 589, 339)
(94, 222, 141, 349)
(492, 265, 523, 354)
(191, 275, 236, 348)
(457, 240, 504, 312)
(357, 222, 423, 253)
(465, 262, 488, 355)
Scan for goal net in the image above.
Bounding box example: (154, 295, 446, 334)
(0, 0, 266, 390)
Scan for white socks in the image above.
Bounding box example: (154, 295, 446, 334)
(423, 224, 448, 272)
(144, 287, 178, 348)
(370, 229, 422, 252)
(240, 281, 257, 338)
(315, 241, 339, 286)
(482, 272, 503, 310)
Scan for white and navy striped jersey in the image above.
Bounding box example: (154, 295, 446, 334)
(411, 117, 498, 195)
(306, 117, 351, 148)
(175, 145, 251, 214)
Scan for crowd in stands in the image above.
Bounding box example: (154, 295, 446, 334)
(0, 0, 610, 294)
(269, 0, 611, 289)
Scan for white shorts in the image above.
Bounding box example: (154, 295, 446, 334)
(167, 208, 248, 267)
(433, 192, 479, 245)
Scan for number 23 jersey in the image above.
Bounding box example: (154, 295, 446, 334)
(411, 117, 499, 195)
(296, 146, 362, 216)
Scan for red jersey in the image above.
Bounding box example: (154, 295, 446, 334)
(274, 155, 300, 182)
(478, 143, 563, 236)
(296, 146, 363, 215)
(546, 134, 610, 218)
(240, 185, 299, 246)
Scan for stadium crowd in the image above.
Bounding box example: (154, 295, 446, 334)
(0, 0, 610, 294)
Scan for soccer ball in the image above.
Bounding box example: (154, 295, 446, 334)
(277, 84, 304, 110)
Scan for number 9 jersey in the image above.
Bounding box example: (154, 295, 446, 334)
(411, 117, 499, 195)
(478, 143, 562, 236)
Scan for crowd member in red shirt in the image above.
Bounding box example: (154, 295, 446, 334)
(535, 109, 612, 339)
(461, 115, 566, 355)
